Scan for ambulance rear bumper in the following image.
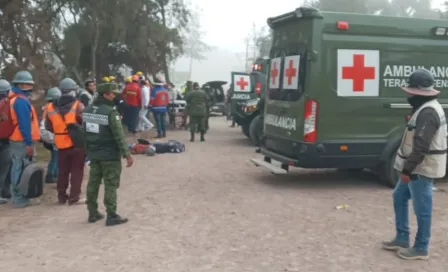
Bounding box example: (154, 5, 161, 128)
(259, 138, 385, 169)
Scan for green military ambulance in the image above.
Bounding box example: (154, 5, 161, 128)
(234, 59, 269, 144)
(251, 7, 448, 187)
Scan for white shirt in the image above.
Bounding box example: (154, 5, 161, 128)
(168, 87, 176, 101)
(141, 85, 150, 108)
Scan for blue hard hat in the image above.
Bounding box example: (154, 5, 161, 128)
(11, 70, 34, 85)
(0, 79, 11, 93)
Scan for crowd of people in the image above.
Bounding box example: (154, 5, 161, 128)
(0, 70, 213, 226)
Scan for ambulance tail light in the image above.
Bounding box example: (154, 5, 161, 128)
(255, 82, 261, 94)
(303, 99, 318, 143)
(337, 21, 349, 30)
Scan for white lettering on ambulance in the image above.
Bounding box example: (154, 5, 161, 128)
(232, 93, 251, 100)
(265, 114, 296, 131)
(383, 65, 448, 88)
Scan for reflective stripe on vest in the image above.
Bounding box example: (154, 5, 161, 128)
(82, 112, 109, 125)
(47, 101, 78, 149)
(394, 99, 447, 178)
(9, 96, 40, 142)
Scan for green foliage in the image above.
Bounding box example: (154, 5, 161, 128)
(0, 0, 194, 87)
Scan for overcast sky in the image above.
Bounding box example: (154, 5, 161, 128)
(174, 0, 446, 85)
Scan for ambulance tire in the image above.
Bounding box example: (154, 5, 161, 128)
(379, 147, 399, 188)
(241, 124, 250, 138)
(249, 115, 262, 146)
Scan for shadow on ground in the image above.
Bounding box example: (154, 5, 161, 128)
(253, 169, 388, 191)
(224, 137, 253, 147)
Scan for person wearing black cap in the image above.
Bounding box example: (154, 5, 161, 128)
(382, 69, 446, 260)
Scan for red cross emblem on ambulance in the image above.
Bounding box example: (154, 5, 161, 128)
(282, 55, 300, 89)
(337, 49, 379, 97)
(269, 57, 281, 89)
(233, 74, 251, 92)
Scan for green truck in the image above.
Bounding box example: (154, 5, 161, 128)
(251, 7, 448, 187)
(202, 80, 227, 115)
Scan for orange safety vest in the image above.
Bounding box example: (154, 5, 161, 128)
(46, 101, 79, 149)
(9, 95, 40, 142)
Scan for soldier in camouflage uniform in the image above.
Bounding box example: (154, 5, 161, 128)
(185, 82, 209, 142)
(255, 93, 265, 153)
(203, 86, 212, 132)
(227, 86, 237, 127)
(82, 83, 134, 226)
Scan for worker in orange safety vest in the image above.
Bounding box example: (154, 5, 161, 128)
(45, 78, 86, 205)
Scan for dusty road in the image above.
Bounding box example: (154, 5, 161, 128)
(1, 117, 448, 272)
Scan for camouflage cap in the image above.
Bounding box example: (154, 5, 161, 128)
(97, 83, 121, 94)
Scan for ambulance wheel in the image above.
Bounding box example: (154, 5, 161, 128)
(379, 147, 399, 188)
(241, 124, 250, 138)
(249, 115, 262, 146)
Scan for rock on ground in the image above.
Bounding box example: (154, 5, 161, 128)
(0, 117, 448, 272)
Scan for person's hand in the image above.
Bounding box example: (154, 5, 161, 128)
(125, 155, 134, 167)
(400, 173, 411, 183)
(26, 145, 34, 157)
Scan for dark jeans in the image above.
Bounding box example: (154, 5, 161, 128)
(153, 111, 166, 135)
(124, 104, 140, 133)
(393, 175, 433, 252)
(0, 144, 11, 198)
(46, 147, 58, 180)
(57, 147, 86, 204)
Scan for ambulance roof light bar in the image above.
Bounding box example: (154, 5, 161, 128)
(267, 7, 323, 27)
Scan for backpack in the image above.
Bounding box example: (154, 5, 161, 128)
(0, 94, 28, 140)
(18, 158, 44, 198)
(152, 140, 185, 154)
(1, 157, 44, 199)
(66, 123, 86, 148)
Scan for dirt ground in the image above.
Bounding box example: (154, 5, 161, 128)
(1, 117, 448, 272)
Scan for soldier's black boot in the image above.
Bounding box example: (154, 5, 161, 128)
(88, 212, 105, 223)
(106, 213, 128, 226)
(162, 131, 166, 138)
(200, 132, 205, 142)
(190, 132, 194, 142)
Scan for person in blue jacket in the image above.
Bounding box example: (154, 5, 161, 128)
(149, 78, 169, 138)
(9, 70, 40, 208)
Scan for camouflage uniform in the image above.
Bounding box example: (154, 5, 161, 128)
(227, 87, 237, 126)
(204, 89, 212, 132)
(185, 87, 209, 142)
(83, 83, 131, 226)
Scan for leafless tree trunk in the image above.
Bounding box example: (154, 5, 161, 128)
(160, 1, 171, 82)
(91, 15, 100, 81)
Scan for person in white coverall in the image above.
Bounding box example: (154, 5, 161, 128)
(137, 79, 153, 132)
